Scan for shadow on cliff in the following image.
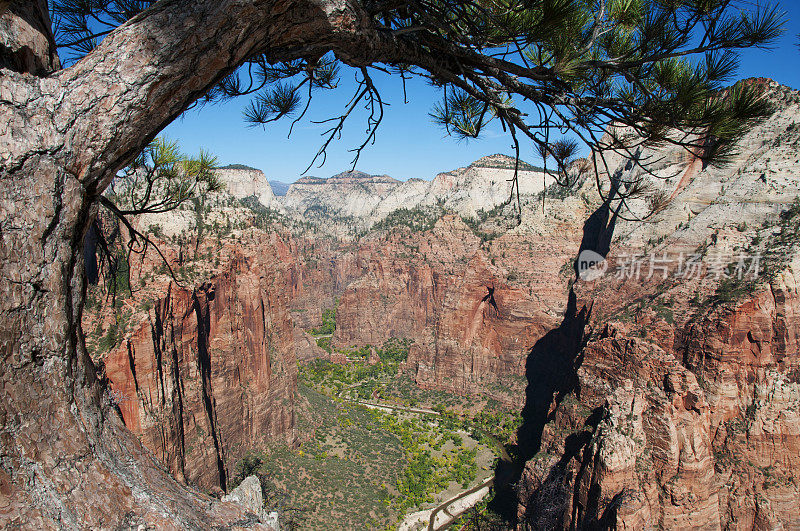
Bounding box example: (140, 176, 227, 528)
(191, 285, 228, 491)
(573, 157, 630, 277)
(489, 171, 624, 525)
(489, 288, 592, 523)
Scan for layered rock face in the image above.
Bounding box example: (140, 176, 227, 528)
(553, 333, 716, 529)
(514, 279, 800, 529)
(506, 81, 800, 529)
(278, 155, 555, 232)
(423, 154, 556, 216)
(128, 166, 281, 241)
(214, 166, 278, 208)
(322, 216, 579, 403)
(281, 170, 401, 223)
(680, 275, 800, 528)
(103, 246, 297, 492)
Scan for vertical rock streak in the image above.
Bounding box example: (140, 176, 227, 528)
(105, 253, 298, 492)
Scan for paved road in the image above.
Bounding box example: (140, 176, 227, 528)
(398, 476, 494, 531)
(347, 399, 440, 416)
(348, 398, 507, 530)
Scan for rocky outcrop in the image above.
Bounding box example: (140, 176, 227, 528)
(214, 166, 278, 209)
(277, 155, 556, 231)
(223, 476, 280, 528)
(130, 165, 282, 241)
(104, 248, 297, 493)
(513, 276, 800, 530)
(503, 80, 800, 529)
(423, 154, 555, 217)
(576, 334, 717, 529)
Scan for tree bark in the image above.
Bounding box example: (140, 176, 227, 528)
(0, 0, 59, 75)
(0, 0, 403, 526)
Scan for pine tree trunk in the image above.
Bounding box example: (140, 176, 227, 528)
(0, 0, 400, 526)
(0, 0, 60, 75)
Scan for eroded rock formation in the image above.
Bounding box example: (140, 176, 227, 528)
(104, 249, 297, 492)
(323, 215, 577, 403)
(511, 275, 800, 529)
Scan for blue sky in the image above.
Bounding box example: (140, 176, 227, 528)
(164, 2, 800, 183)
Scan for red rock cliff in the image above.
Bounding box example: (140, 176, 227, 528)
(300, 215, 581, 405)
(104, 250, 297, 492)
(507, 261, 800, 529)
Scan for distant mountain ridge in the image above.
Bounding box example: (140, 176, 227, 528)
(211, 153, 556, 231)
(279, 154, 555, 230)
(214, 154, 559, 219)
(469, 153, 551, 173)
(296, 170, 399, 185)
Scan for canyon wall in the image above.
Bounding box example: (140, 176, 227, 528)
(502, 80, 800, 529)
(511, 272, 800, 529)
(103, 246, 298, 493)
(325, 215, 580, 403)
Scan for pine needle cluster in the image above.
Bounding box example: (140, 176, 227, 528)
(51, 0, 785, 204)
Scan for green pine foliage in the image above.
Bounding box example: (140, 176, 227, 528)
(52, 1, 784, 184)
(218, 163, 259, 171)
(239, 195, 286, 230)
(107, 137, 222, 216)
(372, 208, 441, 233)
(309, 306, 337, 336)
